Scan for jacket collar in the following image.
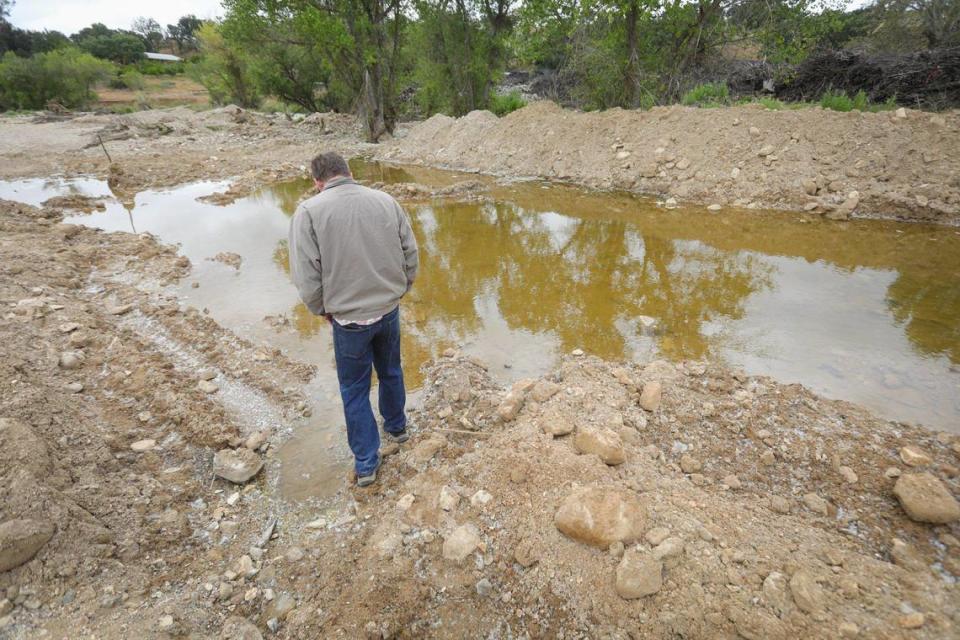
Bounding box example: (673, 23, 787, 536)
(322, 175, 356, 192)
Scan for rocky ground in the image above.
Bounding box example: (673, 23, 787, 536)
(377, 101, 960, 224)
(0, 102, 958, 638)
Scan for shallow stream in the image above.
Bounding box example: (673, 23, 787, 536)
(2, 162, 958, 499)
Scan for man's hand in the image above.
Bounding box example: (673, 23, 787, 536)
(324, 313, 334, 325)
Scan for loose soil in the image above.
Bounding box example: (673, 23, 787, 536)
(0, 103, 958, 638)
(378, 101, 960, 224)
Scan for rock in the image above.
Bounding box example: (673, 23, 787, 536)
(439, 486, 460, 511)
(0, 519, 55, 571)
(802, 493, 829, 515)
(220, 616, 264, 640)
(58, 351, 84, 370)
(379, 442, 400, 457)
(899, 445, 931, 467)
(802, 179, 818, 195)
(615, 549, 662, 599)
(554, 487, 645, 548)
(769, 496, 791, 514)
(475, 578, 494, 597)
(706, 204, 722, 211)
(893, 473, 960, 523)
(758, 144, 775, 157)
(679, 454, 702, 474)
(608, 540, 625, 558)
(723, 474, 742, 490)
(264, 593, 296, 621)
(244, 431, 268, 451)
(233, 554, 256, 577)
(748, 126, 761, 137)
(644, 527, 670, 546)
(890, 537, 924, 571)
(652, 537, 684, 569)
(895, 107, 907, 119)
(405, 435, 446, 469)
(213, 448, 264, 483)
(107, 303, 134, 315)
(762, 571, 791, 616)
(789, 570, 824, 613)
(442, 524, 482, 563)
(65, 382, 84, 393)
(157, 615, 176, 633)
(470, 490, 493, 507)
(0, 600, 11, 617)
(728, 606, 786, 640)
(540, 410, 575, 437)
(615, 150, 631, 160)
(529, 380, 560, 402)
(130, 439, 156, 452)
(199, 379, 220, 394)
(898, 612, 925, 629)
(284, 547, 305, 562)
(199, 369, 217, 381)
(497, 379, 534, 421)
(573, 427, 626, 465)
(396, 494, 415, 511)
(513, 538, 539, 568)
(838, 622, 860, 638)
(760, 450, 776, 466)
(639, 382, 662, 411)
(885, 466, 902, 479)
(838, 466, 858, 484)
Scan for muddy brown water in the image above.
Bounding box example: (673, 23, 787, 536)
(2, 161, 959, 500)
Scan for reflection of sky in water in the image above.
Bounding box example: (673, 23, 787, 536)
(2, 171, 959, 433)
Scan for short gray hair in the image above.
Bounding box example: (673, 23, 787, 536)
(310, 152, 351, 181)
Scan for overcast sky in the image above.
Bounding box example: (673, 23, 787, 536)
(8, 0, 225, 36)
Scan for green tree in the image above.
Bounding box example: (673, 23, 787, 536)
(168, 15, 204, 53)
(131, 17, 165, 51)
(189, 22, 260, 107)
(0, 47, 112, 110)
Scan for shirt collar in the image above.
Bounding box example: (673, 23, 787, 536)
(322, 175, 356, 192)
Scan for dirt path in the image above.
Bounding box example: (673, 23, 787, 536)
(378, 101, 960, 224)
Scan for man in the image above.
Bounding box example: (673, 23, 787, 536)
(288, 152, 419, 487)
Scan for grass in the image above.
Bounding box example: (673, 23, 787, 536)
(681, 82, 730, 107)
(490, 90, 527, 116)
(820, 89, 899, 113)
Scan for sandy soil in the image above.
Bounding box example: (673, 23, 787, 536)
(377, 101, 960, 224)
(0, 104, 958, 638)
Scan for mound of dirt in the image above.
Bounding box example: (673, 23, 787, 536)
(378, 101, 960, 224)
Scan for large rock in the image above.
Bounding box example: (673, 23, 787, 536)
(0, 519, 55, 572)
(639, 382, 662, 411)
(893, 473, 960, 524)
(497, 379, 535, 421)
(573, 427, 626, 465)
(554, 487, 645, 548)
(615, 549, 662, 599)
(442, 524, 482, 563)
(529, 380, 560, 402)
(789, 569, 824, 613)
(213, 448, 264, 484)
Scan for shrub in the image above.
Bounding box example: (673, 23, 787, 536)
(490, 91, 527, 116)
(757, 96, 784, 110)
(681, 82, 729, 107)
(120, 70, 145, 90)
(819, 90, 854, 111)
(0, 48, 113, 111)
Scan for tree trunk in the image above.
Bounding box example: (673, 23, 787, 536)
(624, 0, 641, 107)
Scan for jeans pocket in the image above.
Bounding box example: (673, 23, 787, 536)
(334, 325, 368, 360)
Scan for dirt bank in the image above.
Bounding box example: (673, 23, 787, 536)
(1, 197, 958, 638)
(378, 101, 960, 224)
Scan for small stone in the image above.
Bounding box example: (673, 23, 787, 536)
(885, 466, 902, 479)
(213, 448, 264, 484)
(652, 537, 684, 568)
(893, 473, 960, 523)
(58, 322, 80, 333)
(233, 554, 256, 577)
(107, 303, 135, 316)
(762, 572, 791, 616)
(439, 486, 460, 511)
(130, 439, 156, 452)
(220, 616, 263, 640)
(573, 427, 626, 465)
(58, 351, 84, 370)
(470, 489, 493, 507)
(284, 547, 305, 563)
(571, 349, 584, 356)
(895, 107, 907, 119)
(442, 524, 482, 563)
(748, 126, 761, 137)
(442, 347, 457, 358)
(608, 540, 625, 558)
(513, 538, 539, 568)
(838, 466, 858, 484)
(680, 454, 702, 474)
(264, 592, 296, 620)
(802, 493, 829, 515)
(723, 474, 742, 489)
(475, 578, 494, 597)
(758, 144, 775, 157)
(0, 600, 12, 617)
(379, 442, 400, 457)
(890, 537, 924, 571)
(769, 495, 791, 514)
(639, 382, 662, 411)
(898, 612, 924, 629)
(554, 487, 645, 548)
(198, 379, 220, 394)
(802, 179, 818, 195)
(157, 615, 175, 632)
(65, 382, 84, 393)
(529, 380, 560, 402)
(0, 519, 55, 571)
(615, 549, 662, 599)
(707, 204, 722, 211)
(899, 445, 932, 467)
(789, 569, 824, 613)
(838, 622, 860, 637)
(760, 450, 776, 466)
(644, 527, 670, 546)
(244, 430, 268, 451)
(396, 494, 415, 511)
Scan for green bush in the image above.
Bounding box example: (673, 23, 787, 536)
(819, 89, 897, 112)
(490, 91, 527, 116)
(0, 48, 113, 111)
(757, 96, 784, 110)
(120, 70, 145, 90)
(137, 60, 185, 76)
(819, 90, 854, 111)
(681, 82, 729, 107)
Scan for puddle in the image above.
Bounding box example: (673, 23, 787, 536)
(3, 163, 959, 500)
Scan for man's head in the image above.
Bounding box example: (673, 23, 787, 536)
(310, 152, 351, 191)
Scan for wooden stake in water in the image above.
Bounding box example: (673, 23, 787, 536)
(97, 135, 112, 164)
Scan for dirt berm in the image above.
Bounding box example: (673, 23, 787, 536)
(378, 101, 960, 224)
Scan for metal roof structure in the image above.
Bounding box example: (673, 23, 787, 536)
(144, 52, 182, 62)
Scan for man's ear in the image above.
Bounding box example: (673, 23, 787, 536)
(314, 178, 324, 191)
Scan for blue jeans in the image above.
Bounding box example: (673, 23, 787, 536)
(331, 306, 407, 476)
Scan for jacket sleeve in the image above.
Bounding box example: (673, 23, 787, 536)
(396, 201, 419, 291)
(288, 205, 326, 315)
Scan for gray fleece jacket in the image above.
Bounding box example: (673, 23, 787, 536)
(288, 177, 419, 322)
